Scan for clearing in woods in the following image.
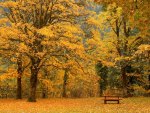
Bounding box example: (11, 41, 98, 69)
(0, 97, 150, 113)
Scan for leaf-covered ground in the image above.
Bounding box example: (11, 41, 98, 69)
(0, 97, 150, 113)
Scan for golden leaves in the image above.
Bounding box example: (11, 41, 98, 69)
(0, 18, 9, 26)
(0, 97, 150, 113)
(18, 43, 28, 53)
(134, 44, 150, 56)
(138, 44, 150, 51)
(37, 27, 54, 37)
(87, 16, 101, 27)
(0, 1, 18, 8)
(0, 68, 18, 81)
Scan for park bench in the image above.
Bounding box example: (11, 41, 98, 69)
(103, 96, 122, 104)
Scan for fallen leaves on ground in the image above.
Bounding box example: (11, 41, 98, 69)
(0, 97, 150, 113)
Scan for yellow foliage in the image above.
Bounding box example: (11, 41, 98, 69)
(37, 27, 54, 37)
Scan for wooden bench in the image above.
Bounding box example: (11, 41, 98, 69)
(104, 96, 122, 104)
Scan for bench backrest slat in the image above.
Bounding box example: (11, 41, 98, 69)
(104, 96, 120, 100)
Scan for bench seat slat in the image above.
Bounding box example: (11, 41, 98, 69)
(104, 99, 121, 101)
(103, 96, 122, 104)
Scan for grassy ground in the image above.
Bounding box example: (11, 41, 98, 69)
(0, 97, 150, 113)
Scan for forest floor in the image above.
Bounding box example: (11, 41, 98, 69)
(0, 97, 150, 113)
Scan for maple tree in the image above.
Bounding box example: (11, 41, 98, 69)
(94, 0, 150, 96)
(0, 0, 92, 102)
(0, 35, 30, 99)
(0, 0, 149, 101)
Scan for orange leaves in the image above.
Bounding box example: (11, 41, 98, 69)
(60, 41, 83, 52)
(0, 68, 18, 82)
(37, 27, 54, 38)
(0, 1, 18, 8)
(0, 18, 9, 26)
(0, 97, 150, 113)
(87, 16, 101, 27)
(18, 43, 28, 53)
(134, 44, 150, 58)
(137, 44, 150, 52)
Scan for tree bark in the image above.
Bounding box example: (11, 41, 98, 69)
(62, 69, 68, 97)
(28, 58, 40, 102)
(16, 77, 22, 99)
(28, 68, 38, 102)
(16, 56, 23, 99)
(42, 89, 46, 98)
(148, 75, 150, 90)
(121, 66, 128, 97)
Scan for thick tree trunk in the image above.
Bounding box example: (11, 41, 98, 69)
(16, 77, 22, 99)
(62, 69, 68, 97)
(28, 34, 42, 102)
(28, 68, 38, 102)
(121, 66, 128, 97)
(28, 69, 38, 102)
(16, 56, 23, 99)
(28, 58, 40, 102)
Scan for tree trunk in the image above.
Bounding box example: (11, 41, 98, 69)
(42, 86, 47, 98)
(28, 69, 38, 102)
(28, 58, 40, 102)
(62, 69, 68, 97)
(100, 84, 103, 96)
(16, 77, 22, 99)
(42, 89, 46, 98)
(16, 56, 23, 99)
(121, 66, 128, 97)
(148, 75, 150, 90)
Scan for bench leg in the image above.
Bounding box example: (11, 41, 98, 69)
(104, 100, 107, 104)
